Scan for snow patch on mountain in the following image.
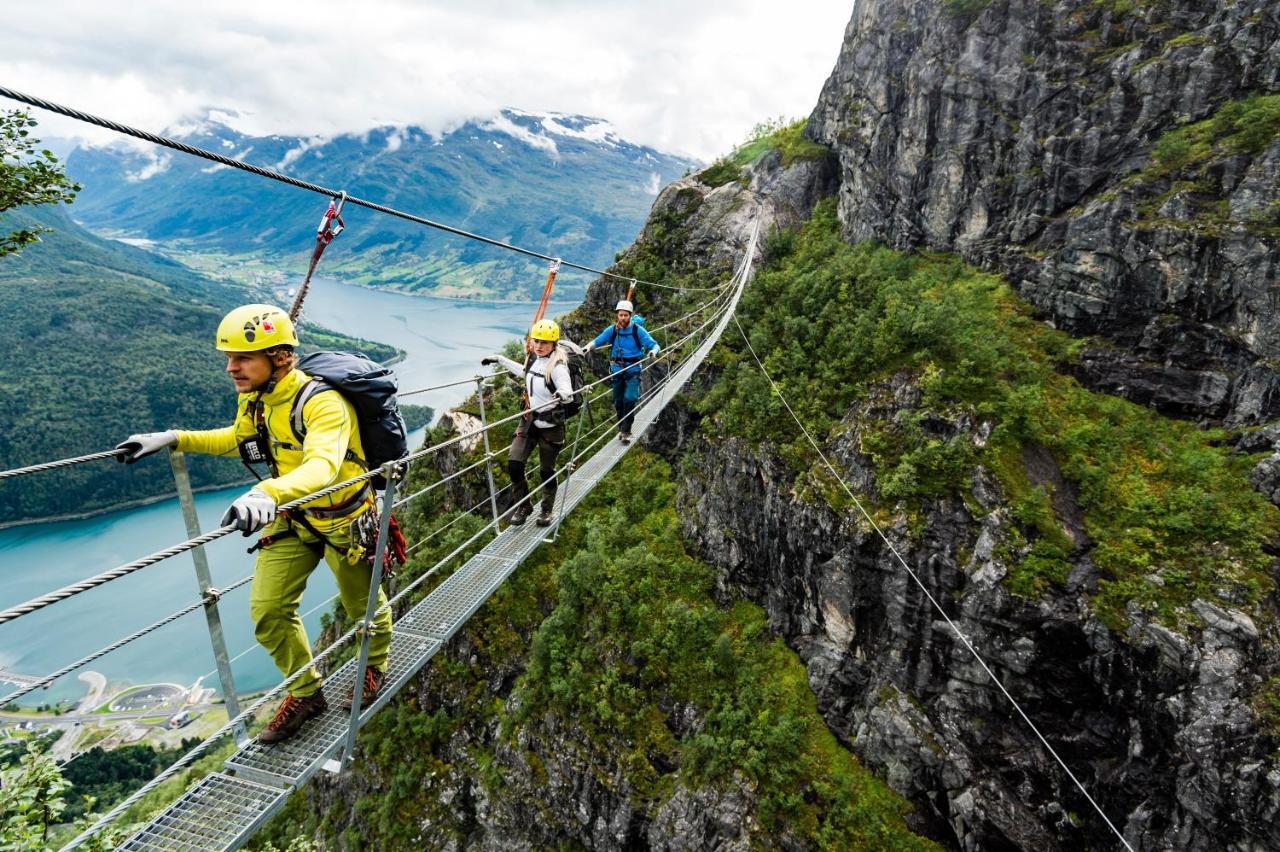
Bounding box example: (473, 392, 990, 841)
(482, 112, 559, 158)
(125, 150, 172, 182)
(275, 136, 330, 170)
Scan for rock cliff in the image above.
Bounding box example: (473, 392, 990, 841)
(809, 0, 1280, 426)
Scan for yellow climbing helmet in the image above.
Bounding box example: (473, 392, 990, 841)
(215, 304, 299, 352)
(529, 319, 561, 343)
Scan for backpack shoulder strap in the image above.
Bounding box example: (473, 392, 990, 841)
(289, 379, 335, 442)
(544, 349, 567, 394)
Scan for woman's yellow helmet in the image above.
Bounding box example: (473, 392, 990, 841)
(529, 319, 561, 343)
(215, 305, 299, 352)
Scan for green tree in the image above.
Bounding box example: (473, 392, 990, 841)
(0, 109, 80, 258)
(0, 743, 128, 851)
(0, 743, 71, 849)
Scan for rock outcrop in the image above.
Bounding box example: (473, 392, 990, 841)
(809, 0, 1280, 426)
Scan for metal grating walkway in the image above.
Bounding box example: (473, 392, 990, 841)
(118, 218, 759, 851)
(118, 773, 287, 851)
(224, 630, 440, 788)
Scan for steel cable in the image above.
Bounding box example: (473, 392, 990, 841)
(0, 574, 256, 706)
(5, 282, 739, 628)
(0, 448, 125, 480)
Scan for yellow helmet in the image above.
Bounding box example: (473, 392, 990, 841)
(215, 304, 299, 352)
(529, 319, 560, 343)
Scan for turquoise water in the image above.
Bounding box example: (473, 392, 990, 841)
(0, 279, 574, 705)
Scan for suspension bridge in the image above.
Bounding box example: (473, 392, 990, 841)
(0, 85, 1136, 852)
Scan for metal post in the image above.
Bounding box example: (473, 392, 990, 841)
(476, 376, 501, 530)
(548, 396, 589, 543)
(168, 450, 245, 744)
(341, 467, 398, 770)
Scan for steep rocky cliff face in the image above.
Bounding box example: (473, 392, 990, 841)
(809, 0, 1280, 426)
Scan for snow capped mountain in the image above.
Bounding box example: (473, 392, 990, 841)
(65, 109, 699, 299)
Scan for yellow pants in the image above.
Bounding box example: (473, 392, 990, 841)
(249, 516, 393, 698)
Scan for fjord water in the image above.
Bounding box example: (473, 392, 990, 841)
(0, 278, 574, 705)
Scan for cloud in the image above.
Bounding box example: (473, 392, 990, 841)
(0, 0, 853, 161)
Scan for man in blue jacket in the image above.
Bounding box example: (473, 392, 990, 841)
(584, 299, 660, 444)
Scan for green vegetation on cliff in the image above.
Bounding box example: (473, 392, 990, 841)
(1130, 92, 1280, 234)
(259, 450, 932, 849)
(700, 198, 1278, 629)
(698, 118, 828, 188)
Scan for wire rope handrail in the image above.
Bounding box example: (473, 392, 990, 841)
(398, 373, 501, 399)
(0, 277, 732, 485)
(0, 281, 740, 628)
(0, 573, 256, 707)
(0, 448, 126, 481)
(62, 310, 728, 849)
(61, 215, 758, 851)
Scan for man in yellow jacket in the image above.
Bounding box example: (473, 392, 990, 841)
(115, 304, 392, 744)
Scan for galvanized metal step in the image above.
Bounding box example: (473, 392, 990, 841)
(397, 554, 518, 641)
(117, 772, 286, 851)
(224, 630, 439, 789)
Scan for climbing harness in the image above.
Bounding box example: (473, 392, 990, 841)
(347, 504, 408, 578)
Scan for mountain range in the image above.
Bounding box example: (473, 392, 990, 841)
(64, 110, 700, 299)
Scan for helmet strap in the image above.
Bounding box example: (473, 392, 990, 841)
(257, 348, 293, 394)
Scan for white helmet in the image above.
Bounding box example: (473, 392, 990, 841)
(615, 299, 634, 313)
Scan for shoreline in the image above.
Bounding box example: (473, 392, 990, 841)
(0, 476, 257, 532)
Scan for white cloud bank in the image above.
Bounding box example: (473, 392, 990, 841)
(0, 0, 853, 162)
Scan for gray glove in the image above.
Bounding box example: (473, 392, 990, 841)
(220, 489, 278, 535)
(115, 431, 177, 464)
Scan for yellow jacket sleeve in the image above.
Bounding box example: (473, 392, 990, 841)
(257, 392, 354, 504)
(174, 398, 254, 458)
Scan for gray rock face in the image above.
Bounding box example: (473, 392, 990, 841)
(808, 0, 1280, 426)
(659, 390, 1280, 851)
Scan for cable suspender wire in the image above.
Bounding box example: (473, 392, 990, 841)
(0, 86, 723, 292)
(728, 315, 1135, 852)
(289, 192, 346, 321)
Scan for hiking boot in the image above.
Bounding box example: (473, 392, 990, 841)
(535, 507, 554, 527)
(344, 666, 386, 711)
(257, 690, 327, 744)
(620, 432, 632, 445)
(509, 503, 531, 525)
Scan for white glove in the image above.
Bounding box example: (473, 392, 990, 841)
(115, 431, 177, 464)
(220, 489, 278, 535)
(647, 346, 661, 359)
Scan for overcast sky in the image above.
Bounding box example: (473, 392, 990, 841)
(1, 1, 854, 162)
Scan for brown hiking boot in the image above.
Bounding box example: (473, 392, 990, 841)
(257, 691, 327, 744)
(509, 503, 531, 525)
(344, 666, 386, 710)
(535, 507, 554, 527)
